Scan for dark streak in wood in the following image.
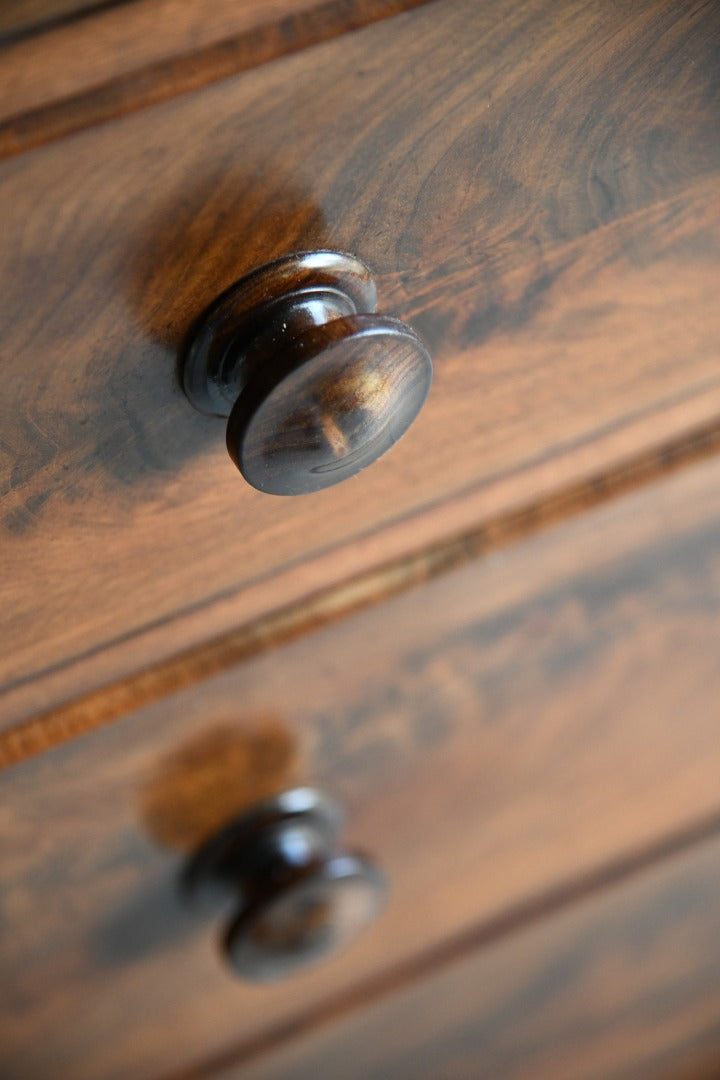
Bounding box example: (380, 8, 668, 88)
(2, 413, 720, 770)
(0, 0, 131, 45)
(0, 0, 434, 158)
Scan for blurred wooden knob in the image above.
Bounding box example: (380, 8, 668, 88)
(183, 787, 386, 983)
(182, 251, 432, 495)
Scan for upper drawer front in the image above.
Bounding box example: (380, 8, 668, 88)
(3, 452, 720, 1079)
(0, 0, 432, 128)
(2, 0, 720, 722)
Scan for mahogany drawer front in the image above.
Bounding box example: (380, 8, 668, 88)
(2, 0, 720, 728)
(240, 833, 720, 1080)
(3, 452, 720, 1079)
(0, 0, 432, 130)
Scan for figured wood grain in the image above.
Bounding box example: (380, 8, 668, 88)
(3, 414, 720, 770)
(0, 0, 434, 148)
(1, 0, 720, 729)
(3, 452, 720, 1078)
(234, 833, 720, 1080)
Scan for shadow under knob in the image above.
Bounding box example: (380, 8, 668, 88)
(183, 787, 386, 983)
(181, 251, 432, 495)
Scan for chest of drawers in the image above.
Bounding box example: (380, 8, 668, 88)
(2, 1, 720, 1077)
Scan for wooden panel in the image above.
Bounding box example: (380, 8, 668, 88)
(0, 0, 121, 44)
(0, 0, 432, 135)
(237, 833, 720, 1080)
(2, 0, 720, 728)
(3, 453, 720, 1078)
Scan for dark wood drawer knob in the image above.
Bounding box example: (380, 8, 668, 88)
(183, 787, 386, 982)
(181, 251, 432, 495)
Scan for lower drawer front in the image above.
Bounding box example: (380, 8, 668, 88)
(3, 453, 720, 1079)
(240, 831, 720, 1080)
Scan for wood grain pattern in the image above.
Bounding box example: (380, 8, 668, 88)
(2, 0, 720, 730)
(3, 451, 720, 1078)
(0, 0, 434, 148)
(3, 414, 720, 770)
(235, 832, 720, 1080)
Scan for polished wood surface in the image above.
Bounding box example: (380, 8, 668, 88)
(2, 0, 719, 731)
(0, 0, 434, 148)
(239, 832, 720, 1080)
(3, 415, 720, 770)
(3, 452, 720, 1078)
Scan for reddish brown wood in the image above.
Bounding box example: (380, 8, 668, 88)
(0, 0, 120, 43)
(3, 415, 720, 770)
(236, 833, 720, 1080)
(0, 0, 435, 148)
(3, 452, 720, 1077)
(1, 0, 720, 731)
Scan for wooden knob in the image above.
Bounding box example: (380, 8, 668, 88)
(183, 788, 386, 983)
(182, 251, 432, 495)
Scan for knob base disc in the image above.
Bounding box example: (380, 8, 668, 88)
(182, 251, 378, 417)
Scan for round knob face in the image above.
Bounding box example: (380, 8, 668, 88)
(224, 854, 386, 983)
(227, 315, 432, 495)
